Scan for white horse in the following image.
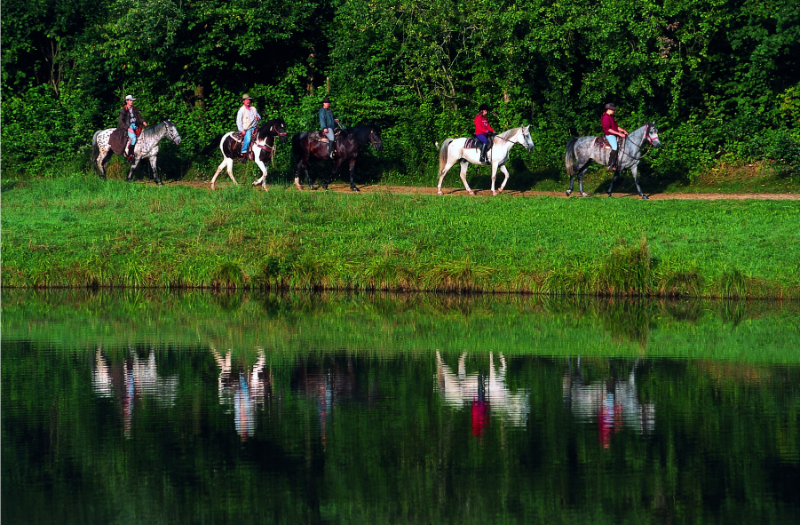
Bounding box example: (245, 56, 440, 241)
(437, 126, 534, 196)
(91, 120, 182, 185)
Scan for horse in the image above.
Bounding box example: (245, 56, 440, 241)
(292, 124, 383, 191)
(565, 122, 661, 199)
(436, 126, 534, 196)
(92, 120, 182, 185)
(208, 118, 288, 190)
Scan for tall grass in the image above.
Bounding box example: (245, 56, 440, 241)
(2, 175, 799, 297)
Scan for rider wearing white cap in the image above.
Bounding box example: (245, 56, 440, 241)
(118, 95, 148, 162)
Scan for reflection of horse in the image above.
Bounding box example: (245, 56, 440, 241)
(436, 126, 534, 196)
(92, 120, 182, 184)
(565, 122, 661, 199)
(212, 348, 270, 440)
(562, 358, 655, 447)
(208, 118, 288, 190)
(435, 351, 529, 427)
(92, 348, 178, 437)
(292, 124, 383, 192)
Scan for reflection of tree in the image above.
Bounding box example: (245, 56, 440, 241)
(435, 351, 529, 433)
(212, 348, 270, 440)
(92, 347, 178, 437)
(562, 357, 655, 448)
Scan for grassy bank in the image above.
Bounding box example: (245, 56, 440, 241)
(2, 175, 800, 297)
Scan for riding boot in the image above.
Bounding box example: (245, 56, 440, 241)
(241, 152, 248, 164)
(127, 142, 136, 163)
(480, 143, 487, 164)
(329, 141, 336, 159)
(607, 150, 618, 172)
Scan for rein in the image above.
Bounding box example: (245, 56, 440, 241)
(618, 124, 656, 164)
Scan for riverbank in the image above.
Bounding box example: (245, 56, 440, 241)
(2, 175, 799, 297)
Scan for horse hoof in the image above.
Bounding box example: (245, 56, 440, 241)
(252, 181, 260, 187)
(468, 191, 475, 196)
(581, 192, 588, 197)
(351, 186, 360, 192)
(492, 191, 498, 196)
(565, 190, 572, 197)
(607, 193, 613, 198)
(641, 194, 649, 200)
(437, 190, 444, 195)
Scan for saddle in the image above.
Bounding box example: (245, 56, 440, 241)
(593, 136, 613, 150)
(310, 129, 342, 143)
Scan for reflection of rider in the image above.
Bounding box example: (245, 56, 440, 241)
(237, 94, 261, 163)
(601, 103, 628, 172)
(474, 104, 495, 165)
(319, 96, 339, 159)
(118, 95, 148, 163)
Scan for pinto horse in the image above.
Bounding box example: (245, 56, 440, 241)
(565, 122, 661, 199)
(92, 120, 182, 185)
(208, 118, 288, 190)
(437, 126, 534, 196)
(292, 124, 383, 191)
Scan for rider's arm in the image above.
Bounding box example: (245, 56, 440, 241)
(236, 107, 245, 132)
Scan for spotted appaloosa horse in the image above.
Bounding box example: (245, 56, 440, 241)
(92, 120, 182, 185)
(208, 118, 288, 190)
(292, 124, 383, 191)
(437, 126, 534, 196)
(565, 122, 661, 199)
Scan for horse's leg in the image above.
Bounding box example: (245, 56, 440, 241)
(126, 156, 140, 182)
(436, 156, 458, 195)
(252, 155, 269, 191)
(490, 164, 498, 196)
(607, 169, 620, 197)
(497, 165, 511, 193)
(226, 157, 239, 185)
(98, 149, 112, 179)
(577, 161, 591, 197)
(458, 161, 475, 196)
(631, 164, 648, 199)
(149, 155, 163, 186)
(294, 157, 304, 190)
(348, 158, 359, 192)
(210, 158, 228, 188)
(323, 157, 342, 191)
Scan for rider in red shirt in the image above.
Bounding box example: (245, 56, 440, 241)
(474, 104, 495, 164)
(602, 103, 628, 172)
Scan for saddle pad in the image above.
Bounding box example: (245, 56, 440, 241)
(232, 131, 244, 141)
(465, 138, 482, 149)
(309, 130, 330, 143)
(593, 136, 612, 150)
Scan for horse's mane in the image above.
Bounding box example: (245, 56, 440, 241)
(141, 120, 171, 140)
(346, 124, 380, 144)
(497, 127, 521, 141)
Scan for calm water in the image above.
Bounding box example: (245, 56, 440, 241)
(3, 291, 800, 524)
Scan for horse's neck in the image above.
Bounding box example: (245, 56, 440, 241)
(145, 123, 167, 144)
(626, 125, 647, 148)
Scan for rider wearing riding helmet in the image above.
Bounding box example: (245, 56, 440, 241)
(118, 95, 148, 163)
(474, 104, 495, 164)
(237, 93, 261, 163)
(602, 103, 628, 171)
(319, 96, 339, 159)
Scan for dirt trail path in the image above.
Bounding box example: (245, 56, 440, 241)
(172, 181, 800, 200)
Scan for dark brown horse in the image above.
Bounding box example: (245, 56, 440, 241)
(292, 124, 383, 191)
(208, 118, 288, 190)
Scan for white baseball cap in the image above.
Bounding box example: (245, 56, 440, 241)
(125, 95, 136, 101)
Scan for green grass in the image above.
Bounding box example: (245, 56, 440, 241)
(2, 174, 800, 297)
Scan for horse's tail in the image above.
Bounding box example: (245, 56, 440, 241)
(91, 130, 101, 166)
(565, 138, 578, 177)
(439, 138, 454, 173)
(199, 134, 225, 156)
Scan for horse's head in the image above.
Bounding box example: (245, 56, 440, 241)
(367, 124, 383, 152)
(165, 120, 182, 145)
(521, 125, 535, 152)
(261, 118, 289, 143)
(646, 122, 661, 148)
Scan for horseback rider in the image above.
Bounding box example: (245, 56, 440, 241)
(237, 94, 261, 163)
(602, 103, 628, 171)
(118, 95, 148, 163)
(319, 96, 339, 159)
(474, 104, 495, 164)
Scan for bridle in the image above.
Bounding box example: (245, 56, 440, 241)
(492, 128, 533, 149)
(618, 123, 658, 163)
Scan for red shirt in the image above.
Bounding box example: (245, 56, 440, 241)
(601, 113, 618, 135)
(475, 114, 494, 136)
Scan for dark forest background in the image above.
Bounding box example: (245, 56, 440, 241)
(3, 0, 799, 183)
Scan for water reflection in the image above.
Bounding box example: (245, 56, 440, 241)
(435, 351, 529, 435)
(563, 357, 655, 448)
(92, 348, 178, 437)
(212, 348, 272, 439)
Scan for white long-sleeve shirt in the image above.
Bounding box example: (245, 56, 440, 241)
(236, 105, 261, 132)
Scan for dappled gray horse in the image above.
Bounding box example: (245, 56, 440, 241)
(565, 122, 661, 199)
(92, 120, 182, 185)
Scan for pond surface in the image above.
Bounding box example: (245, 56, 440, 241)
(3, 290, 800, 524)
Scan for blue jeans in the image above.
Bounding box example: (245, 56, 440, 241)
(241, 128, 253, 153)
(128, 123, 138, 146)
(605, 135, 618, 151)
